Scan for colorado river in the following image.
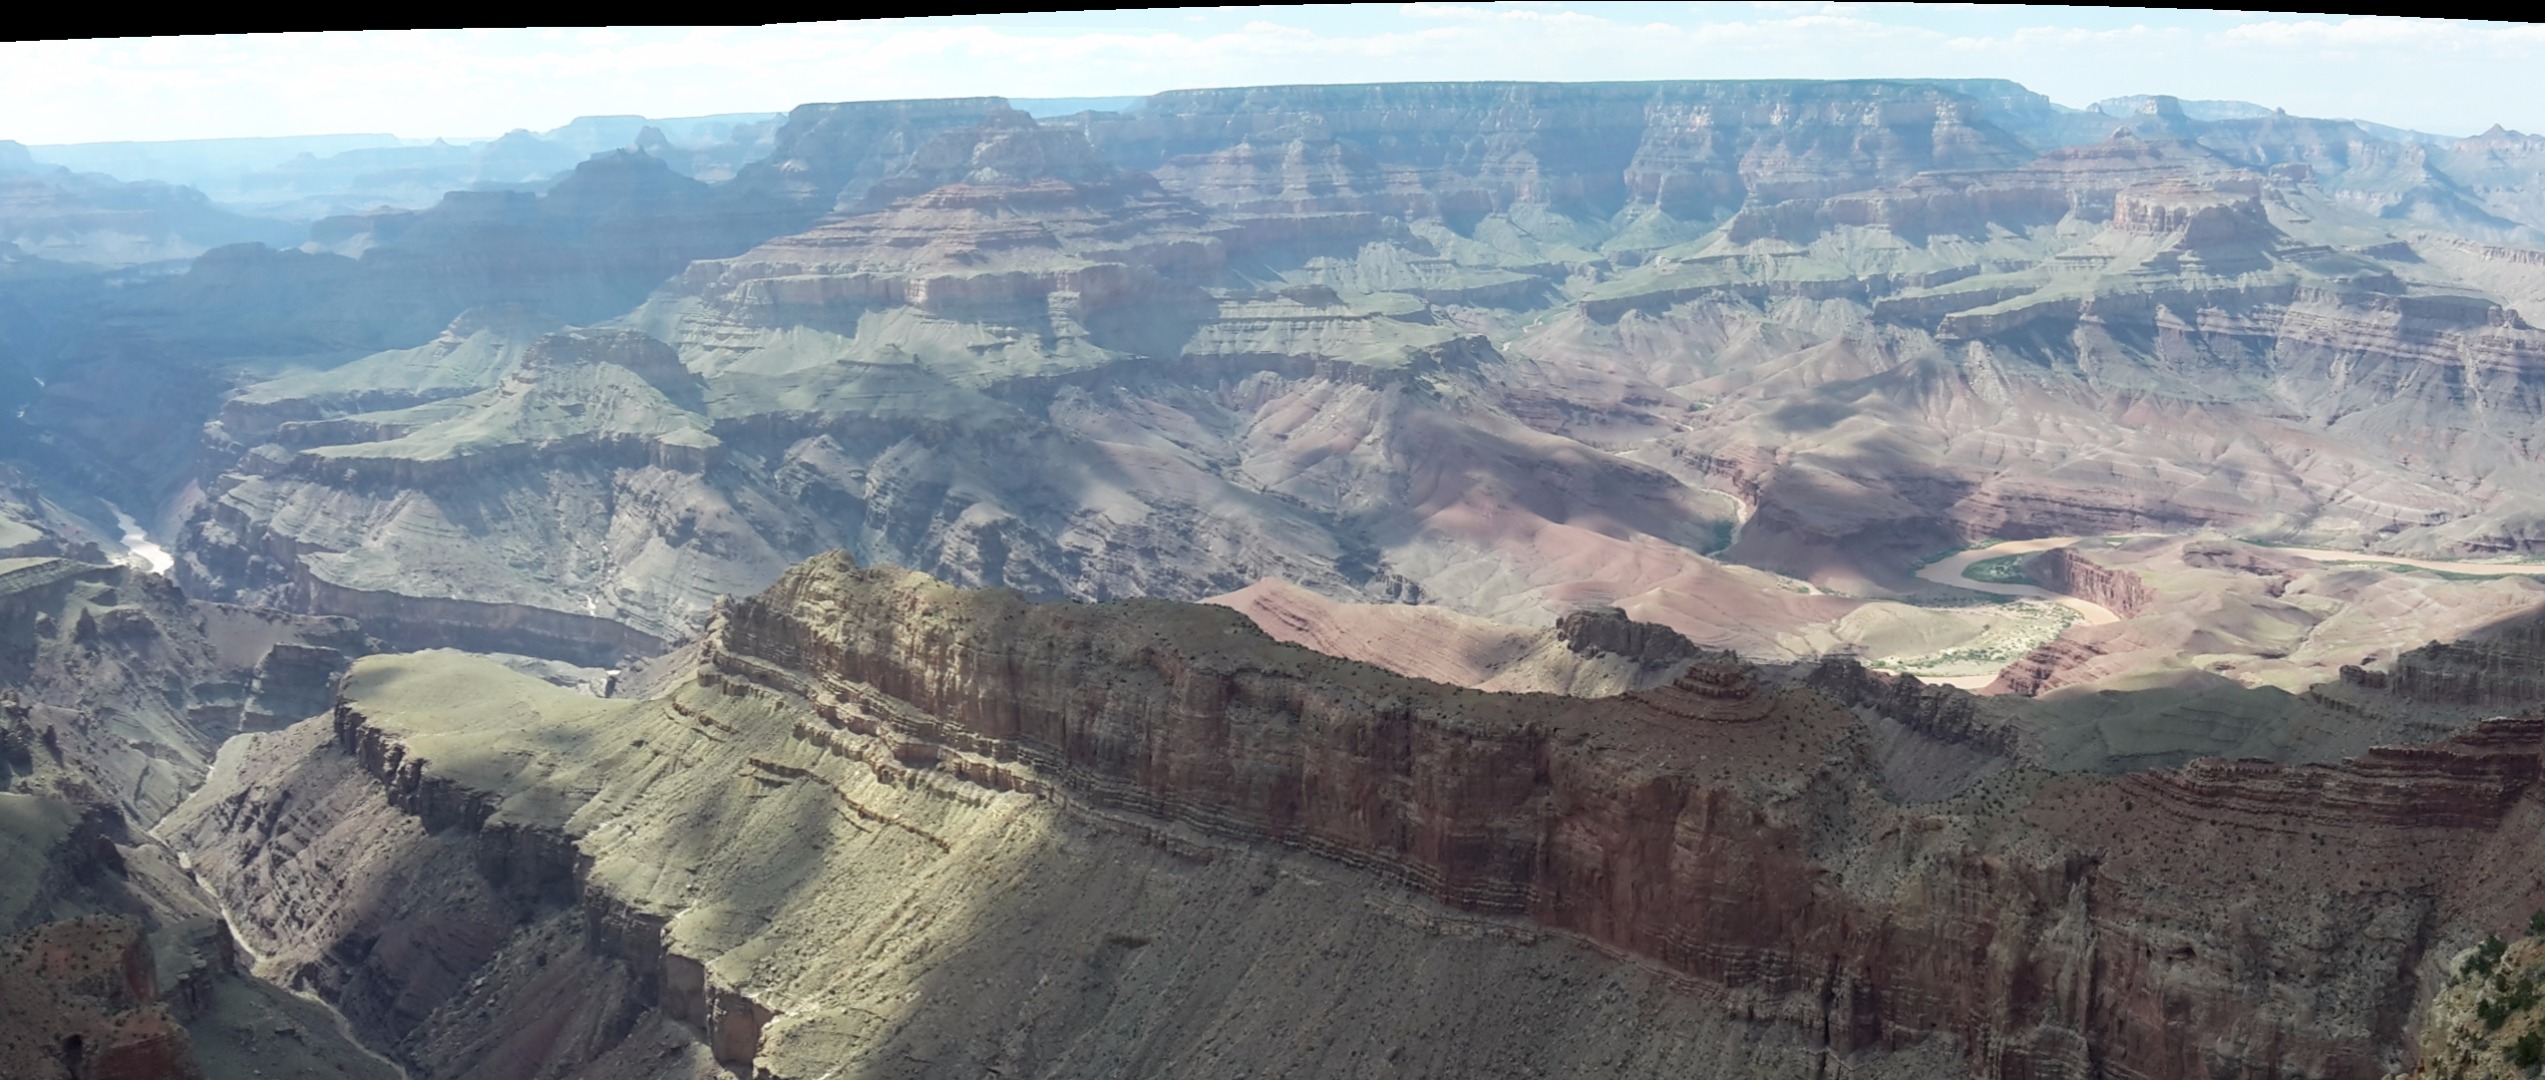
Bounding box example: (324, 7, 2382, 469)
(1914, 537, 2129, 626)
(108, 504, 174, 575)
(1926, 536, 2545, 608)
(2248, 545, 2545, 577)
(158, 846, 412, 1080)
(1907, 536, 2545, 689)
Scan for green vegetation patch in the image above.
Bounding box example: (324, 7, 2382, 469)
(1869, 601, 2081, 676)
(1962, 555, 2035, 585)
(1700, 519, 1736, 556)
(2318, 560, 2539, 583)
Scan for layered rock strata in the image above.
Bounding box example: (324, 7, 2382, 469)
(2020, 546, 2155, 619)
(148, 82, 2545, 683)
(2345, 611, 2545, 709)
(163, 554, 2545, 1078)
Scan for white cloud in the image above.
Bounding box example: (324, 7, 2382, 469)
(2221, 15, 2545, 51)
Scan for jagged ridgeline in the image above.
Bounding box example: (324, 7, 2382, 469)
(3, 77, 2545, 1080)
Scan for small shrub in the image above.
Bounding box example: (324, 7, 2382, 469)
(2509, 1023, 2545, 1069)
(2469, 935, 2512, 979)
(2483, 996, 2515, 1031)
(2482, 977, 2543, 1032)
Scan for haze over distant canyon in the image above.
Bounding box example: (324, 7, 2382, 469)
(7, 66, 2545, 1080)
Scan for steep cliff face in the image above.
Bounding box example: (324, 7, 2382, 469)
(2346, 610, 2545, 710)
(2020, 545, 2154, 618)
(157, 554, 2545, 1079)
(707, 556, 2542, 1078)
(720, 97, 1014, 217)
(1086, 81, 2030, 231)
(169, 669, 1869, 1080)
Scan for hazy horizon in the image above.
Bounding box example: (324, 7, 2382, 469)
(6, 9, 2539, 147)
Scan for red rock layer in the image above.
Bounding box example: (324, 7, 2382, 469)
(697, 554, 2545, 1078)
(0, 916, 203, 1080)
(2024, 546, 2156, 619)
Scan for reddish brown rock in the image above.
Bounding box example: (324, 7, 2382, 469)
(695, 555, 2545, 1078)
(2022, 546, 2155, 619)
(156, 552, 2545, 1077)
(0, 916, 205, 1080)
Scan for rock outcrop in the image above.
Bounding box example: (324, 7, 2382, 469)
(2021, 545, 2155, 618)
(2401, 921, 2545, 1079)
(2346, 610, 2545, 709)
(0, 916, 203, 1080)
(1205, 579, 1702, 695)
(1552, 604, 1701, 666)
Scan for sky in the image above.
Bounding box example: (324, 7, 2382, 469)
(2, 6, 2537, 146)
